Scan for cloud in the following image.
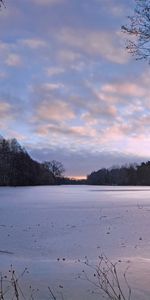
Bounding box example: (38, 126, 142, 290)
(101, 82, 146, 98)
(0, 40, 24, 68)
(30, 82, 65, 95)
(57, 28, 129, 64)
(36, 123, 96, 139)
(0, 71, 7, 79)
(46, 67, 65, 76)
(0, 101, 16, 132)
(57, 49, 82, 64)
(4, 130, 28, 142)
(5, 53, 22, 67)
(21, 38, 47, 49)
(81, 102, 117, 129)
(31, 0, 64, 5)
(36, 100, 75, 122)
(41, 82, 65, 91)
(0, 102, 11, 118)
(28, 71, 150, 160)
(96, 0, 128, 17)
(0, 41, 9, 52)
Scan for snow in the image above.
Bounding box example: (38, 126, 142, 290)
(0, 185, 150, 299)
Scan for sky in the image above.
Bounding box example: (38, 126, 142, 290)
(0, 0, 150, 178)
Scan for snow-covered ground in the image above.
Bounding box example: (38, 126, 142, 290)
(0, 185, 150, 299)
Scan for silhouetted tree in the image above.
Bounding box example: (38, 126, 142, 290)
(43, 160, 65, 178)
(127, 164, 137, 185)
(0, 137, 56, 186)
(122, 0, 150, 62)
(0, 0, 5, 8)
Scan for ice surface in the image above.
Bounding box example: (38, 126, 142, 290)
(0, 185, 150, 299)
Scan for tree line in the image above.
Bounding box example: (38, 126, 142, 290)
(0, 137, 64, 186)
(87, 162, 150, 186)
(1, 136, 150, 186)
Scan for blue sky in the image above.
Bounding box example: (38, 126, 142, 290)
(0, 0, 150, 177)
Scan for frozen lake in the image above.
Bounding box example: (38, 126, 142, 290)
(0, 185, 150, 299)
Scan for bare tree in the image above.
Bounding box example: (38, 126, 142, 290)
(43, 160, 65, 178)
(122, 0, 150, 62)
(0, 0, 5, 8)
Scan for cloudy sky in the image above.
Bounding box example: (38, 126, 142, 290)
(0, 0, 150, 178)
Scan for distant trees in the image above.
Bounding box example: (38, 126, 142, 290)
(87, 162, 150, 186)
(122, 0, 150, 62)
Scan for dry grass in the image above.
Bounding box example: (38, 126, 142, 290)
(0, 256, 131, 300)
(81, 255, 131, 300)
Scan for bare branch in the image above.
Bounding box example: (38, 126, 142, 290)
(122, 0, 150, 63)
(82, 255, 131, 300)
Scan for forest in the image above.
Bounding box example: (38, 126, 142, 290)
(87, 162, 150, 186)
(0, 136, 55, 186)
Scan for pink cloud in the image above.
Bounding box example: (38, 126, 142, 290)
(37, 100, 75, 122)
(101, 82, 146, 97)
(57, 28, 129, 64)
